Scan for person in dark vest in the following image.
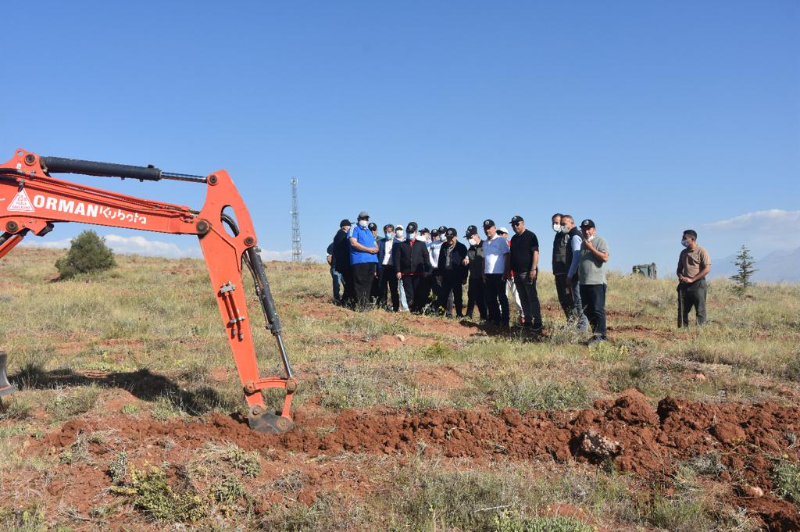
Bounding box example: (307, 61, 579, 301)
(551, 212, 573, 318)
(436, 228, 468, 317)
(394, 222, 432, 313)
(463, 225, 487, 320)
(562, 215, 588, 331)
(332, 219, 354, 307)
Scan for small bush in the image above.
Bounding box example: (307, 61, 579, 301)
(46, 386, 101, 420)
(771, 458, 800, 503)
(112, 465, 207, 522)
(55, 230, 116, 280)
(225, 446, 261, 477)
(494, 511, 595, 532)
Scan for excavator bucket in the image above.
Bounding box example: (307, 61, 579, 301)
(0, 351, 16, 397)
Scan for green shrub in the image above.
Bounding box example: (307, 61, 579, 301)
(112, 465, 207, 522)
(494, 511, 595, 532)
(55, 230, 116, 280)
(771, 458, 800, 503)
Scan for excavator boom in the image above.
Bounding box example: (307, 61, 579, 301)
(0, 149, 295, 433)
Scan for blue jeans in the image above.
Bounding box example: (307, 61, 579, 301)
(330, 266, 343, 302)
(569, 276, 589, 332)
(579, 284, 606, 339)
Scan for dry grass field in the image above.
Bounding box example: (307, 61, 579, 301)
(1, 247, 799, 531)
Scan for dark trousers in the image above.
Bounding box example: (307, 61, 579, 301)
(467, 276, 487, 319)
(402, 275, 427, 313)
(678, 279, 707, 327)
(339, 267, 355, 307)
(352, 263, 376, 309)
(436, 272, 464, 317)
(514, 271, 543, 328)
(330, 266, 343, 302)
(554, 274, 572, 319)
(378, 265, 400, 311)
(580, 284, 607, 339)
(484, 274, 509, 325)
(568, 276, 589, 332)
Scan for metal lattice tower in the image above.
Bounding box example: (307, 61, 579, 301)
(290, 177, 302, 263)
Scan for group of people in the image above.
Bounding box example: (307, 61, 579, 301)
(327, 212, 618, 342)
(327, 211, 711, 342)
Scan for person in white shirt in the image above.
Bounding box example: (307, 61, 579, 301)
(497, 227, 523, 324)
(482, 219, 511, 327)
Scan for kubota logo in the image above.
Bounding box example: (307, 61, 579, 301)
(30, 194, 148, 225)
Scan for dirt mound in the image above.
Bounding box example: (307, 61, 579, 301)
(39, 392, 800, 529)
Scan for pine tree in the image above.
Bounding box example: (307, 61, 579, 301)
(730, 245, 757, 295)
(55, 230, 116, 280)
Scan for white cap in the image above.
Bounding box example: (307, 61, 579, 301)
(498, 227, 510, 235)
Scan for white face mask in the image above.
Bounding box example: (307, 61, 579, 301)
(681, 238, 690, 248)
(471, 236, 480, 246)
(395, 230, 404, 238)
(553, 223, 561, 232)
(587, 235, 595, 242)
(358, 220, 368, 228)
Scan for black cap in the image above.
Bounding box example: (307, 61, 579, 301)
(368, 222, 377, 231)
(340, 219, 352, 227)
(431, 229, 439, 237)
(438, 225, 447, 235)
(465, 225, 478, 237)
(445, 227, 457, 238)
(406, 222, 418, 233)
(483, 219, 495, 229)
(580, 219, 596, 230)
(358, 211, 370, 220)
(420, 227, 430, 234)
(510, 215, 524, 224)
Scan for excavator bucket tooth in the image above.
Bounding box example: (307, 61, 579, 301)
(0, 352, 16, 397)
(248, 412, 294, 434)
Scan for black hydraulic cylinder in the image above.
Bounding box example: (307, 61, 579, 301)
(42, 156, 164, 181)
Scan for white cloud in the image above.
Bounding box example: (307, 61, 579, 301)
(707, 210, 800, 229)
(22, 233, 201, 258)
(260, 249, 293, 261)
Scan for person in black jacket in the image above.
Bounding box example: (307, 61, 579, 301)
(464, 225, 487, 320)
(394, 222, 432, 313)
(332, 219, 354, 307)
(436, 228, 468, 317)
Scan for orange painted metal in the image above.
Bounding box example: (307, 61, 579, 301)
(0, 149, 293, 425)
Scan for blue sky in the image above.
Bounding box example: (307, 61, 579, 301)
(3, 1, 798, 275)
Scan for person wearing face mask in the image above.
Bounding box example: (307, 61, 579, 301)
(393, 225, 411, 312)
(578, 219, 610, 343)
(677, 230, 711, 327)
(368, 222, 381, 302)
(498, 227, 523, 324)
(464, 225, 487, 320)
(429, 229, 445, 310)
(436, 228, 468, 317)
(395, 222, 432, 313)
(377, 224, 400, 311)
(551, 212, 573, 318)
(348, 211, 380, 310)
(563, 215, 588, 332)
(328, 219, 351, 304)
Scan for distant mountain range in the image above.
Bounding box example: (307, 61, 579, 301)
(712, 247, 800, 283)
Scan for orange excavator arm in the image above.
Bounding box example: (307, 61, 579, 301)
(0, 149, 296, 433)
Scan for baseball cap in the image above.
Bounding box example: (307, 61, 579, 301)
(339, 219, 352, 227)
(465, 225, 478, 237)
(358, 211, 370, 220)
(445, 227, 457, 238)
(498, 227, 510, 235)
(580, 219, 596, 230)
(368, 222, 377, 231)
(438, 225, 447, 235)
(406, 222, 418, 233)
(483, 219, 495, 229)
(510, 215, 524, 225)
(431, 229, 439, 237)
(420, 227, 430, 234)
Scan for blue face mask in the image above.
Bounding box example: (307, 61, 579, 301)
(385, 233, 393, 240)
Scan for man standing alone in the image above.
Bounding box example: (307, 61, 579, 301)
(578, 219, 609, 343)
(677, 230, 711, 327)
(509, 215, 543, 331)
(349, 212, 379, 309)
